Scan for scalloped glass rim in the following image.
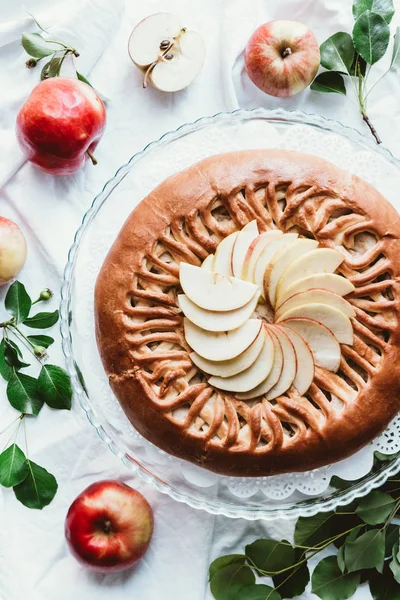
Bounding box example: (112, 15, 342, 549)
(60, 108, 400, 521)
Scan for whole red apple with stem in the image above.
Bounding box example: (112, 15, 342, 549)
(16, 77, 106, 176)
(65, 480, 154, 573)
(245, 20, 320, 98)
(0, 218, 27, 285)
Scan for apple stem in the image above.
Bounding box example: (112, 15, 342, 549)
(362, 113, 382, 145)
(86, 149, 98, 165)
(282, 47, 292, 58)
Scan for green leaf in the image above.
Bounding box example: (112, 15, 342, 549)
(294, 511, 335, 547)
(245, 539, 294, 575)
(5, 281, 31, 324)
(13, 460, 57, 509)
(344, 529, 385, 573)
(356, 490, 396, 524)
(311, 72, 347, 95)
(210, 563, 255, 600)
(23, 309, 59, 329)
(234, 584, 281, 600)
(209, 555, 246, 581)
(7, 372, 44, 415)
(76, 71, 93, 87)
(312, 556, 360, 600)
(0, 444, 28, 488)
(37, 364, 72, 410)
(385, 524, 399, 558)
(389, 540, 400, 583)
(26, 334, 54, 348)
(4, 339, 29, 370)
(353, 10, 390, 65)
(320, 32, 355, 73)
(352, 0, 394, 24)
(40, 55, 63, 80)
(21, 32, 56, 59)
(0, 339, 14, 381)
(349, 53, 367, 76)
(369, 565, 400, 599)
(337, 527, 362, 572)
(390, 27, 400, 69)
(272, 548, 310, 598)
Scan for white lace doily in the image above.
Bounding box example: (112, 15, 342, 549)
(65, 111, 400, 508)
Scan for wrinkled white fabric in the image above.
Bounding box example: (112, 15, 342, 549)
(0, 0, 399, 598)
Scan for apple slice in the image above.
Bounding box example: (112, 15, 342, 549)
(276, 248, 345, 300)
(276, 273, 355, 307)
(213, 231, 238, 275)
(209, 328, 275, 392)
(254, 233, 299, 297)
(190, 326, 266, 377)
(201, 255, 214, 270)
(179, 263, 258, 311)
(242, 230, 283, 281)
(275, 289, 355, 320)
(231, 220, 259, 278)
(265, 238, 319, 306)
(278, 326, 314, 396)
(178, 291, 260, 332)
(282, 318, 341, 372)
(184, 318, 262, 361)
(277, 303, 353, 345)
(264, 326, 297, 400)
(236, 328, 283, 399)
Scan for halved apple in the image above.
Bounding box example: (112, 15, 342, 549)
(201, 254, 214, 270)
(190, 325, 266, 377)
(275, 289, 355, 320)
(264, 326, 297, 400)
(178, 290, 260, 331)
(242, 230, 283, 281)
(179, 263, 258, 311)
(278, 326, 314, 396)
(236, 327, 283, 399)
(212, 231, 238, 275)
(276, 273, 355, 307)
(276, 248, 345, 300)
(253, 233, 299, 298)
(184, 318, 262, 361)
(282, 318, 341, 372)
(231, 220, 259, 278)
(277, 303, 353, 345)
(209, 328, 275, 392)
(265, 238, 319, 306)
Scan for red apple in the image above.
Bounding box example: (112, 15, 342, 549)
(16, 77, 106, 176)
(0, 218, 27, 285)
(65, 480, 154, 572)
(245, 20, 320, 98)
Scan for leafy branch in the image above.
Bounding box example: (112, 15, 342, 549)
(311, 0, 400, 144)
(0, 281, 72, 509)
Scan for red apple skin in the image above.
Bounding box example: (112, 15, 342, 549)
(0, 218, 27, 285)
(16, 77, 106, 176)
(245, 20, 320, 98)
(65, 480, 154, 573)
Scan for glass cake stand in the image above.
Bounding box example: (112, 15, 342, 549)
(60, 108, 400, 520)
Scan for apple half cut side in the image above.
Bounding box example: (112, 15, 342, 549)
(128, 13, 182, 67)
(265, 238, 318, 306)
(231, 220, 259, 278)
(201, 254, 214, 269)
(178, 290, 260, 332)
(275, 289, 355, 320)
(282, 318, 341, 372)
(278, 325, 314, 396)
(276, 248, 345, 300)
(276, 303, 353, 345)
(253, 233, 299, 298)
(264, 326, 297, 400)
(212, 231, 238, 275)
(209, 327, 275, 392)
(276, 273, 355, 307)
(184, 318, 262, 361)
(242, 230, 283, 281)
(179, 263, 258, 311)
(190, 325, 266, 377)
(236, 327, 283, 400)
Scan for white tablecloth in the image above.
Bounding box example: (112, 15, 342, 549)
(0, 0, 399, 598)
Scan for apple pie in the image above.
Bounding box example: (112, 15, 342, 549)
(95, 150, 400, 476)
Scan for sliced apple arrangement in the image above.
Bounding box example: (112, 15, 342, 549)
(178, 221, 355, 400)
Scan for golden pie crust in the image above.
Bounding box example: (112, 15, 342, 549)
(95, 150, 400, 476)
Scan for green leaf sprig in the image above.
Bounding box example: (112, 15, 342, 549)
(209, 479, 400, 600)
(311, 0, 400, 144)
(0, 281, 72, 510)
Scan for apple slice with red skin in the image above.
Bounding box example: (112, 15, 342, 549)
(253, 233, 299, 298)
(65, 480, 153, 573)
(278, 325, 314, 396)
(264, 326, 297, 400)
(213, 231, 238, 275)
(275, 289, 355, 320)
(282, 317, 341, 372)
(241, 230, 283, 282)
(231, 220, 259, 278)
(277, 303, 353, 345)
(276, 273, 355, 307)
